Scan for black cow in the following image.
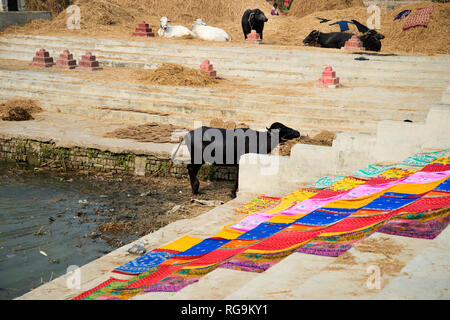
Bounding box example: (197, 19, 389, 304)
(303, 30, 353, 48)
(359, 29, 384, 52)
(303, 29, 385, 51)
(242, 9, 268, 40)
(172, 122, 300, 198)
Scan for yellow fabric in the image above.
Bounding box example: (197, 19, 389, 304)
(432, 156, 450, 165)
(212, 228, 245, 240)
(158, 235, 203, 252)
(328, 177, 367, 191)
(267, 213, 307, 223)
(324, 190, 387, 209)
(378, 168, 417, 179)
(388, 178, 446, 194)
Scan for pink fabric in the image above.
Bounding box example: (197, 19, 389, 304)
(284, 170, 450, 215)
(229, 170, 450, 231)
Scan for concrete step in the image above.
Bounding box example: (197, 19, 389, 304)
(1, 72, 432, 133)
(0, 69, 435, 116)
(2, 39, 448, 77)
(0, 90, 379, 135)
(1, 36, 449, 88)
(0, 68, 439, 113)
(4, 34, 450, 66)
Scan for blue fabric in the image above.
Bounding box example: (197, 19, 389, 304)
(237, 223, 286, 240)
(394, 10, 411, 20)
(362, 196, 417, 211)
(114, 251, 175, 275)
(383, 192, 417, 198)
(434, 178, 450, 193)
(320, 207, 360, 214)
(329, 20, 353, 32)
(294, 210, 351, 226)
(316, 17, 331, 24)
(175, 238, 230, 257)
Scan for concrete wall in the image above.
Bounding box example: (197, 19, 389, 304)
(0, 11, 52, 30)
(238, 105, 450, 196)
(0, 137, 238, 181)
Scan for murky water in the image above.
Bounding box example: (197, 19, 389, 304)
(0, 165, 116, 300)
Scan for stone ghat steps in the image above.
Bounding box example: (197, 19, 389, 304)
(4, 34, 450, 67)
(1, 46, 448, 89)
(0, 70, 433, 134)
(1, 37, 449, 88)
(132, 229, 450, 300)
(0, 89, 378, 135)
(0, 69, 434, 116)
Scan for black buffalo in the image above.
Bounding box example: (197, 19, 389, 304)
(303, 29, 384, 51)
(303, 30, 353, 48)
(359, 29, 384, 52)
(172, 122, 300, 198)
(242, 9, 268, 40)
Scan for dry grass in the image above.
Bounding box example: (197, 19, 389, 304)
(133, 63, 219, 87)
(2, 1, 449, 54)
(105, 122, 185, 143)
(25, 0, 73, 15)
(289, 0, 364, 18)
(0, 98, 42, 121)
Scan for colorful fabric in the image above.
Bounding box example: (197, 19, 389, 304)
(74, 154, 450, 300)
(233, 196, 281, 215)
(403, 6, 436, 30)
(113, 251, 176, 276)
(307, 175, 346, 189)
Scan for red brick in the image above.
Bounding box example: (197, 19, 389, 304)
(30, 49, 55, 67)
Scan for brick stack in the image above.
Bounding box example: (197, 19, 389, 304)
(30, 49, 55, 67)
(245, 30, 262, 44)
(200, 60, 217, 77)
(344, 35, 365, 51)
(132, 21, 155, 37)
(55, 49, 77, 69)
(77, 52, 103, 71)
(318, 66, 340, 88)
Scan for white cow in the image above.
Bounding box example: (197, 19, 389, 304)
(158, 16, 193, 38)
(191, 18, 231, 42)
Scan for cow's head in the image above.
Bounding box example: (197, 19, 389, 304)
(303, 30, 320, 46)
(267, 122, 300, 141)
(364, 29, 385, 40)
(193, 18, 207, 27)
(250, 9, 268, 23)
(160, 16, 170, 30)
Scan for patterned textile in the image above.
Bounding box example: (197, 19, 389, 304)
(113, 251, 176, 276)
(112, 235, 203, 275)
(403, 6, 436, 30)
(233, 196, 281, 215)
(307, 176, 346, 189)
(73, 154, 450, 300)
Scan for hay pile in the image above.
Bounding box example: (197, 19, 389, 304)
(0, 99, 42, 121)
(25, 0, 73, 15)
(266, 1, 450, 54)
(278, 130, 336, 156)
(379, 1, 450, 54)
(289, 0, 364, 18)
(106, 122, 185, 143)
(135, 63, 219, 87)
(18, 0, 271, 32)
(4, 0, 449, 54)
(210, 118, 249, 130)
